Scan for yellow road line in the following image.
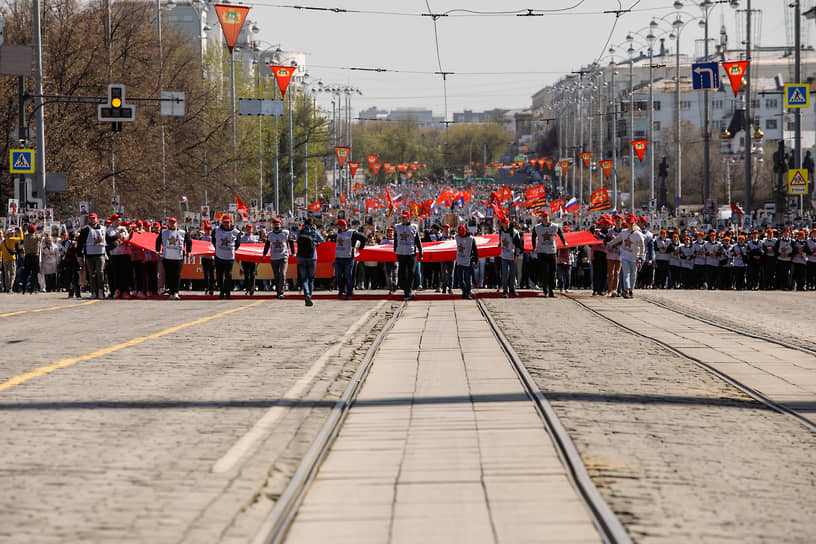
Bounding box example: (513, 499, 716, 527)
(0, 300, 264, 392)
(0, 299, 100, 318)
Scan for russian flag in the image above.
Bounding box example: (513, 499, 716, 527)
(392, 193, 403, 202)
(565, 197, 579, 213)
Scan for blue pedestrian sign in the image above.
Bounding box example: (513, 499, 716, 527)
(785, 84, 809, 108)
(673, 197, 682, 207)
(9, 149, 34, 174)
(691, 62, 720, 90)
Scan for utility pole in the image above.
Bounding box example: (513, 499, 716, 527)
(744, 0, 753, 213)
(33, 0, 46, 209)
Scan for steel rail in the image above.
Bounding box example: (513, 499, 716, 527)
(565, 295, 816, 434)
(251, 302, 405, 544)
(477, 299, 633, 544)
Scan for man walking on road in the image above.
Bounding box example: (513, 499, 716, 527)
(76, 213, 107, 299)
(531, 211, 566, 298)
(498, 218, 522, 298)
(296, 218, 324, 307)
(334, 218, 367, 300)
(155, 217, 191, 300)
(214, 215, 241, 300)
(454, 224, 479, 299)
(262, 218, 292, 299)
(393, 210, 423, 301)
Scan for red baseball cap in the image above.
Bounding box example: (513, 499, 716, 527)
(88, 213, 98, 219)
(336, 219, 347, 227)
(401, 210, 410, 217)
(457, 225, 466, 236)
(271, 218, 281, 224)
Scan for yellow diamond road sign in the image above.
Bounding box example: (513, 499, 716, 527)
(788, 169, 809, 195)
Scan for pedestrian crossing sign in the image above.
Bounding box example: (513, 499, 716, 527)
(9, 149, 34, 174)
(788, 169, 809, 195)
(785, 84, 809, 108)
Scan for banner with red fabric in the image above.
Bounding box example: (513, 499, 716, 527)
(722, 60, 749, 97)
(214, 4, 250, 54)
(366, 154, 378, 170)
(334, 146, 350, 169)
(580, 152, 592, 168)
(599, 160, 613, 179)
(347, 161, 360, 179)
(268, 65, 296, 97)
(632, 139, 647, 162)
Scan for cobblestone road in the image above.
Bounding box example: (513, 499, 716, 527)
(0, 294, 395, 543)
(484, 294, 816, 544)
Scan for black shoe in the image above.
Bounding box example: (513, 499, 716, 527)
(511, 291, 519, 297)
(503, 293, 508, 298)
(305, 297, 313, 307)
(219, 293, 225, 300)
(548, 291, 555, 298)
(466, 294, 473, 300)
(277, 294, 284, 300)
(345, 294, 351, 300)
(226, 293, 231, 299)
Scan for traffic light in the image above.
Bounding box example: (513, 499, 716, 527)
(97, 84, 135, 123)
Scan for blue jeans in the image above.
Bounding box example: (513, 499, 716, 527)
(620, 259, 638, 290)
(335, 257, 355, 296)
(298, 258, 316, 298)
(557, 263, 571, 290)
(500, 258, 517, 294)
(454, 264, 473, 297)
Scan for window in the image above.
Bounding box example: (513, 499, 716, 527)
(653, 101, 661, 111)
(680, 101, 691, 110)
(765, 119, 778, 130)
(751, 99, 760, 109)
(766, 98, 778, 109)
(653, 121, 661, 131)
(712, 99, 723, 109)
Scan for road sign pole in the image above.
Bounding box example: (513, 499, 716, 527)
(33, 0, 47, 209)
(794, 0, 802, 173)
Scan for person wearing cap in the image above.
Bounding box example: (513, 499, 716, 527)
(393, 210, 423, 301)
(380, 226, 398, 294)
(761, 228, 778, 290)
(20, 225, 42, 294)
(653, 230, 671, 289)
(1, 226, 23, 293)
(199, 222, 215, 295)
(730, 235, 748, 291)
(240, 224, 259, 295)
(556, 226, 574, 293)
(775, 228, 794, 290)
(439, 223, 454, 294)
(76, 213, 107, 299)
(718, 236, 734, 289)
(333, 218, 367, 300)
(792, 230, 812, 291)
(105, 214, 126, 298)
(691, 231, 708, 289)
(296, 217, 324, 307)
(667, 233, 682, 288)
(704, 230, 721, 290)
(636, 216, 654, 289)
(604, 215, 624, 297)
(607, 214, 644, 299)
(531, 210, 566, 298)
(746, 230, 763, 290)
(262, 218, 292, 299)
(62, 230, 83, 298)
(806, 229, 816, 290)
(213, 214, 241, 300)
(498, 217, 522, 298)
(454, 224, 479, 300)
(155, 217, 191, 300)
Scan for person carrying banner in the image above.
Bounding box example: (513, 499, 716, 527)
(604, 215, 624, 297)
(199, 222, 215, 295)
(262, 218, 292, 299)
(607, 214, 644, 299)
(498, 218, 522, 297)
(296, 218, 324, 307)
(76, 213, 107, 299)
(393, 210, 423, 301)
(240, 224, 259, 295)
(214, 215, 241, 300)
(531, 211, 566, 298)
(155, 217, 191, 300)
(334, 218, 367, 300)
(454, 224, 479, 299)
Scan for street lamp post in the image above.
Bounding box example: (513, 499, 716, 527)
(627, 35, 636, 211)
(647, 20, 658, 209)
(672, 9, 684, 202)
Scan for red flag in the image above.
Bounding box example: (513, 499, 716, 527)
(373, 162, 382, 175)
(307, 201, 321, 212)
(550, 197, 566, 213)
(558, 160, 571, 176)
(589, 188, 611, 211)
(491, 202, 506, 223)
(235, 194, 248, 210)
(525, 184, 547, 204)
(366, 154, 378, 170)
(348, 161, 360, 179)
(722, 60, 749, 97)
(335, 146, 350, 169)
(340, 193, 347, 204)
(410, 162, 419, 171)
(580, 152, 592, 168)
(542, 158, 553, 170)
(268, 65, 297, 97)
(599, 160, 613, 179)
(214, 4, 250, 54)
(397, 163, 409, 173)
(632, 139, 647, 162)
(730, 201, 744, 216)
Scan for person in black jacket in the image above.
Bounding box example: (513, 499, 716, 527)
(497, 218, 523, 298)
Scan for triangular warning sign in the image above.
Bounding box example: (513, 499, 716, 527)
(13, 154, 31, 170)
(790, 171, 807, 186)
(214, 4, 250, 55)
(269, 65, 297, 97)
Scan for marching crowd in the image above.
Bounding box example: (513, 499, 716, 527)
(2, 196, 816, 303)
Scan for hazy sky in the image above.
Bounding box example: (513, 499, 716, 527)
(249, 0, 803, 118)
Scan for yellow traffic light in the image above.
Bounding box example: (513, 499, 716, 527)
(112, 97, 121, 108)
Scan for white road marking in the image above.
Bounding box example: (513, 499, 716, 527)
(212, 300, 387, 474)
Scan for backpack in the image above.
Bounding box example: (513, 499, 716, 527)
(296, 229, 315, 258)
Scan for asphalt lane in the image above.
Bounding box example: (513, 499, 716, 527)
(0, 294, 391, 543)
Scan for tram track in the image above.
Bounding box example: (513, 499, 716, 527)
(564, 293, 816, 434)
(254, 299, 632, 544)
